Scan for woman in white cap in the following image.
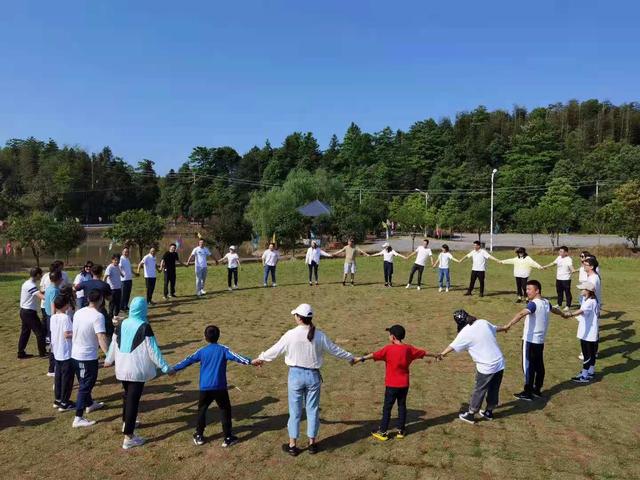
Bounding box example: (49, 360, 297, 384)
(563, 281, 600, 383)
(304, 241, 332, 286)
(220, 246, 240, 291)
(252, 303, 355, 456)
(371, 243, 407, 287)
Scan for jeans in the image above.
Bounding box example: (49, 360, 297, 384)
(196, 267, 208, 293)
(379, 386, 409, 432)
(163, 270, 176, 297)
(18, 308, 46, 356)
(287, 367, 322, 439)
(522, 341, 545, 394)
(308, 261, 319, 283)
(516, 276, 528, 298)
(145, 277, 156, 303)
(263, 265, 276, 285)
(121, 280, 133, 310)
(438, 268, 451, 288)
(469, 369, 503, 413)
(556, 279, 572, 307)
(196, 389, 232, 437)
(227, 267, 238, 288)
(73, 359, 99, 417)
(109, 289, 122, 318)
(408, 264, 424, 286)
(122, 381, 145, 436)
(383, 261, 394, 285)
(467, 270, 486, 296)
(54, 359, 75, 404)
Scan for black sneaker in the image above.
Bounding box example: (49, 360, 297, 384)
(479, 409, 494, 420)
(513, 391, 533, 401)
(458, 412, 476, 424)
(53, 400, 63, 409)
(17, 352, 34, 359)
(531, 390, 544, 399)
(463, 291, 472, 296)
(342, 281, 346, 286)
(222, 435, 239, 447)
(282, 444, 300, 456)
(193, 433, 205, 446)
(308, 443, 319, 454)
(58, 401, 76, 412)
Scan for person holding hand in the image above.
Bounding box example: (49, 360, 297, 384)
(371, 243, 407, 287)
(304, 241, 332, 286)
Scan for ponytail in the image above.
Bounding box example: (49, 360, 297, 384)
(299, 315, 316, 341)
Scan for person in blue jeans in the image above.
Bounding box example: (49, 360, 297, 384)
(261, 243, 280, 287)
(432, 244, 459, 292)
(253, 303, 355, 456)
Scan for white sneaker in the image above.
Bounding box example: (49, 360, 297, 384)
(272, 283, 277, 287)
(196, 290, 202, 297)
(72, 417, 96, 428)
(201, 290, 207, 295)
(406, 284, 411, 289)
(446, 288, 449, 292)
(417, 286, 421, 291)
(438, 287, 442, 292)
(563, 306, 570, 312)
(578, 353, 584, 360)
(46, 372, 55, 377)
(122, 435, 145, 450)
(228, 287, 232, 291)
(233, 285, 238, 290)
(86, 401, 104, 413)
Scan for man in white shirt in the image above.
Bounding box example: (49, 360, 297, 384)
(18, 267, 47, 359)
(137, 247, 159, 305)
(405, 239, 432, 290)
(461, 241, 499, 297)
(187, 239, 213, 296)
(261, 242, 280, 287)
(119, 247, 133, 312)
(502, 280, 564, 401)
(439, 309, 507, 423)
(542, 245, 575, 309)
(305, 241, 332, 286)
(71, 290, 109, 428)
(220, 245, 241, 291)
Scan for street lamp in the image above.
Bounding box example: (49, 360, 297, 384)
(414, 188, 429, 237)
(490, 168, 498, 252)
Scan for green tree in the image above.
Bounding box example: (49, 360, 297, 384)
(600, 180, 640, 247)
(105, 209, 165, 259)
(461, 198, 491, 242)
(45, 218, 87, 261)
(513, 207, 541, 245)
(5, 212, 58, 267)
(536, 178, 580, 247)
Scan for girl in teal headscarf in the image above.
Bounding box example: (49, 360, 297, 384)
(105, 296, 172, 449)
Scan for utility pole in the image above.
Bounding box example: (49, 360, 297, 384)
(596, 180, 600, 245)
(490, 168, 498, 253)
(359, 188, 362, 205)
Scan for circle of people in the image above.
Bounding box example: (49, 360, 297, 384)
(17, 238, 602, 453)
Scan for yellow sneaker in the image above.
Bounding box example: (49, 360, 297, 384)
(396, 430, 406, 439)
(371, 431, 389, 441)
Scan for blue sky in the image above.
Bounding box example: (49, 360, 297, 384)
(1, 1, 638, 174)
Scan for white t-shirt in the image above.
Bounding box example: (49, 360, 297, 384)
(381, 249, 400, 263)
(119, 256, 133, 281)
(74, 272, 92, 299)
(466, 249, 491, 272)
(414, 246, 432, 266)
(224, 252, 240, 268)
(523, 298, 551, 344)
(579, 265, 601, 283)
(586, 272, 602, 304)
(576, 298, 599, 342)
(50, 312, 73, 361)
(20, 279, 40, 311)
(262, 250, 279, 266)
(191, 246, 211, 269)
(449, 319, 505, 374)
(105, 264, 122, 289)
(437, 252, 454, 269)
(142, 254, 157, 278)
(71, 307, 106, 361)
(554, 256, 573, 280)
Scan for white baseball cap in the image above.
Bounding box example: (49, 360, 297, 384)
(382, 242, 390, 248)
(229, 245, 236, 250)
(291, 303, 313, 317)
(576, 282, 595, 292)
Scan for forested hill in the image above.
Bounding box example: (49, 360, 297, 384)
(1, 99, 639, 243)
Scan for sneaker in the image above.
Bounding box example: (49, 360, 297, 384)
(86, 401, 104, 413)
(438, 287, 442, 292)
(464, 291, 472, 296)
(53, 400, 63, 409)
(396, 430, 406, 439)
(46, 372, 55, 377)
(309, 282, 313, 286)
(58, 401, 76, 412)
(458, 412, 476, 424)
(122, 435, 145, 450)
(531, 390, 544, 399)
(572, 375, 590, 383)
(193, 433, 206, 446)
(578, 353, 584, 360)
(553, 304, 561, 309)
(162, 296, 168, 301)
(479, 410, 494, 420)
(384, 283, 388, 287)
(308, 443, 319, 454)
(513, 391, 533, 402)
(72, 417, 96, 428)
(417, 286, 421, 291)
(282, 443, 300, 456)
(371, 430, 389, 441)
(263, 283, 268, 288)
(200, 290, 207, 295)
(222, 435, 239, 448)
(406, 284, 411, 289)
(563, 306, 570, 312)
(445, 288, 449, 292)
(228, 287, 233, 291)
(342, 281, 346, 286)
(516, 297, 522, 303)
(147, 301, 155, 306)
(233, 285, 238, 290)
(197, 290, 203, 296)
(17, 353, 34, 359)
(314, 282, 319, 286)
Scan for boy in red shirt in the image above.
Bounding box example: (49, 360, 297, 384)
(356, 324, 438, 441)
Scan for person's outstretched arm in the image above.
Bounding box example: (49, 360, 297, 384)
(500, 257, 517, 265)
(320, 249, 332, 258)
(173, 348, 202, 372)
(356, 247, 370, 257)
(502, 307, 530, 332)
(144, 324, 171, 374)
(257, 333, 289, 363)
(225, 347, 252, 365)
(321, 334, 354, 362)
(371, 250, 383, 257)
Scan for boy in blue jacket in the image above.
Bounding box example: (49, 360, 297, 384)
(173, 325, 252, 447)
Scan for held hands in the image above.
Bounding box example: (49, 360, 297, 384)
(167, 368, 176, 377)
(251, 358, 264, 367)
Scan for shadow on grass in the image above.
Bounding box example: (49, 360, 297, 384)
(0, 408, 55, 430)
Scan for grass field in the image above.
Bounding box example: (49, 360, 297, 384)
(0, 255, 638, 480)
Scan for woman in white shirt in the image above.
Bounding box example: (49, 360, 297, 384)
(304, 241, 332, 286)
(253, 304, 354, 456)
(432, 244, 460, 293)
(564, 282, 600, 383)
(73, 262, 94, 309)
(500, 247, 542, 303)
(372, 243, 407, 287)
(220, 246, 241, 291)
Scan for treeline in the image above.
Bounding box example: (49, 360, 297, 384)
(1, 99, 640, 248)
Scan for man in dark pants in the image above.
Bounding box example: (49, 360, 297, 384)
(502, 280, 564, 401)
(542, 246, 575, 310)
(119, 247, 133, 312)
(461, 241, 499, 297)
(160, 243, 184, 300)
(18, 267, 47, 359)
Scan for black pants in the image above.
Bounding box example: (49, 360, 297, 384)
(227, 267, 239, 288)
(41, 309, 55, 373)
(469, 369, 503, 412)
(515, 276, 528, 298)
(109, 289, 122, 319)
(383, 261, 394, 285)
(580, 340, 597, 370)
(380, 386, 409, 432)
(556, 279, 572, 307)
(307, 262, 319, 283)
(18, 308, 46, 356)
(122, 381, 145, 435)
(467, 270, 486, 296)
(163, 270, 176, 297)
(145, 277, 156, 303)
(54, 359, 75, 404)
(522, 341, 545, 394)
(73, 359, 99, 417)
(121, 280, 133, 310)
(407, 264, 424, 286)
(197, 389, 232, 437)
